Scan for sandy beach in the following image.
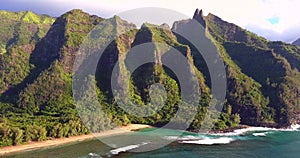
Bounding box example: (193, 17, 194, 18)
(0, 124, 152, 156)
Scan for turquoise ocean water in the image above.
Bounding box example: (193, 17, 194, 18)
(3, 127, 300, 158)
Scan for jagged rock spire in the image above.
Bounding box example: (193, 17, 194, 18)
(194, 8, 203, 17)
(193, 8, 206, 27)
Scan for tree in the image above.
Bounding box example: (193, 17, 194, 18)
(24, 125, 47, 142)
(0, 122, 10, 141)
(11, 127, 23, 145)
(231, 113, 241, 127)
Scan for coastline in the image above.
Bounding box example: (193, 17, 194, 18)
(0, 124, 151, 156)
(1, 123, 298, 156)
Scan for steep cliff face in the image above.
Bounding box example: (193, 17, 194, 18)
(0, 11, 54, 93)
(0, 11, 54, 51)
(1, 8, 300, 144)
(16, 9, 104, 113)
(205, 13, 269, 49)
(201, 10, 300, 127)
(96, 16, 137, 98)
(172, 11, 269, 126)
(30, 9, 104, 72)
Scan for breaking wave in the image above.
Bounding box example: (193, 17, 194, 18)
(179, 137, 234, 145)
(109, 142, 148, 155)
(162, 124, 300, 145)
(211, 124, 300, 137)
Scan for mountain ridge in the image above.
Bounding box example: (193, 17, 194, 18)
(293, 38, 300, 46)
(1, 8, 300, 147)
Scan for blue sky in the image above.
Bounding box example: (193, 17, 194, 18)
(268, 17, 280, 25)
(1, 0, 299, 43)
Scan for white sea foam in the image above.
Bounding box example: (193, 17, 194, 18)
(179, 137, 234, 145)
(211, 124, 300, 136)
(153, 124, 300, 147)
(252, 132, 267, 137)
(178, 135, 201, 140)
(291, 124, 300, 130)
(211, 127, 274, 136)
(88, 153, 101, 158)
(109, 142, 148, 155)
(163, 135, 208, 141)
(163, 136, 180, 140)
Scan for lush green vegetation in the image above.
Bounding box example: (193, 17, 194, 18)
(0, 10, 54, 49)
(205, 13, 268, 48)
(1, 9, 300, 147)
(205, 11, 300, 127)
(0, 47, 32, 92)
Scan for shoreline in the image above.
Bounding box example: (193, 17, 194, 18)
(0, 124, 152, 156)
(1, 123, 297, 156)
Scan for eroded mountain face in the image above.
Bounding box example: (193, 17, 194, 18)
(1, 9, 300, 142)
